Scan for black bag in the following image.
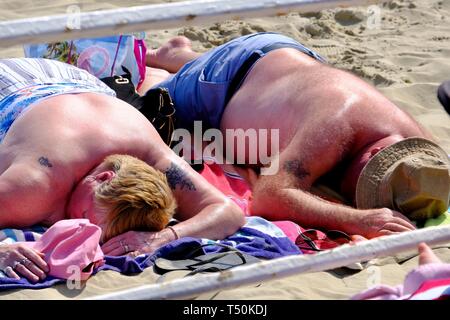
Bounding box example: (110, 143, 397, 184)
(100, 67, 176, 146)
(438, 80, 450, 116)
(141, 87, 176, 147)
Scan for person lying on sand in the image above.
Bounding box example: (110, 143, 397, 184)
(0, 58, 245, 281)
(142, 32, 450, 239)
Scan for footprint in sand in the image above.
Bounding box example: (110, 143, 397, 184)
(334, 9, 365, 26)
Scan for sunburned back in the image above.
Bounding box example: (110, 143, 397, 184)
(221, 48, 429, 166)
(0, 93, 159, 225)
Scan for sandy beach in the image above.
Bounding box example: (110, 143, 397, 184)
(1, 0, 450, 153)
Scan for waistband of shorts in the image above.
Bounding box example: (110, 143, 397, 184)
(225, 42, 326, 105)
(0, 79, 115, 101)
(0, 82, 116, 115)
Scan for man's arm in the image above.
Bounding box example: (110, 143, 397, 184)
(248, 147, 416, 239)
(251, 179, 414, 238)
(154, 154, 246, 240)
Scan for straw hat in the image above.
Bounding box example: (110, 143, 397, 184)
(355, 137, 450, 220)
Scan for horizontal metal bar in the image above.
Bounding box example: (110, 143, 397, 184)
(0, 0, 388, 48)
(90, 225, 450, 300)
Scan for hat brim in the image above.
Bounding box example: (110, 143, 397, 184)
(355, 137, 449, 210)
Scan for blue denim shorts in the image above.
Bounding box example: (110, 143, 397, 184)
(152, 32, 326, 130)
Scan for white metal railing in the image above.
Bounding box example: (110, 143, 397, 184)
(90, 225, 450, 300)
(0, 0, 389, 48)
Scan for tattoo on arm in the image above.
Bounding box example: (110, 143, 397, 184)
(165, 162, 196, 191)
(38, 156, 53, 168)
(283, 160, 310, 180)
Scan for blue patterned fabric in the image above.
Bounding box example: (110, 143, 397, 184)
(0, 58, 115, 142)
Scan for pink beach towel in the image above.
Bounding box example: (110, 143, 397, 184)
(199, 161, 302, 243)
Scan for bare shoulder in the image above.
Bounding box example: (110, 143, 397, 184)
(0, 161, 65, 227)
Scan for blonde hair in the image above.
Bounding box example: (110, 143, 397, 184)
(94, 154, 177, 242)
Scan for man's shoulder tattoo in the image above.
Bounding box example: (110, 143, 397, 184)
(283, 160, 310, 180)
(165, 162, 196, 191)
(38, 156, 53, 168)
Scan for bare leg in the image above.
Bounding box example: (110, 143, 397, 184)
(418, 242, 442, 265)
(146, 36, 201, 73)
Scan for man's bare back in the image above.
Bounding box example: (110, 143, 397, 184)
(222, 48, 430, 192)
(222, 47, 443, 237)
(0, 93, 161, 226)
(145, 33, 449, 239)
